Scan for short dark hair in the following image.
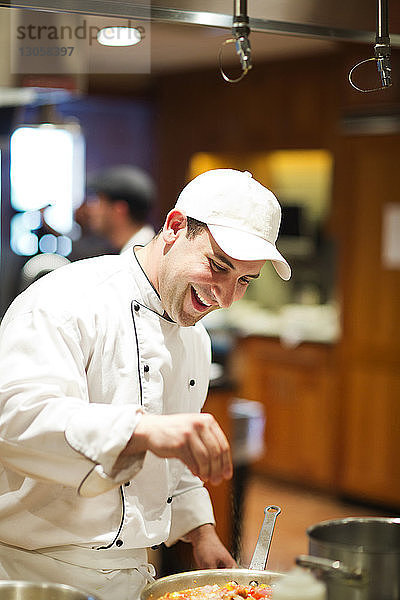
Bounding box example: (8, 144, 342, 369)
(87, 165, 155, 223)
(186, 216, 207, 239)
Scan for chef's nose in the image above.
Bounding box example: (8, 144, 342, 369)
(213, 280, 238, 309)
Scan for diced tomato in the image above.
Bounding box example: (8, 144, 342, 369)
(248, 587, 273, 600)
(157, 582, 273, 600)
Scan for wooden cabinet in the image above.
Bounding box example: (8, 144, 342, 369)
(339, 363, 400, 506)
(230, 336, 338, 490)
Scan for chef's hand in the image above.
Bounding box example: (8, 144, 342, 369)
(124, 413, 233, 485)
(185, 524, 237, 569)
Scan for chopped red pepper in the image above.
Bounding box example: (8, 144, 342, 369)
(157, 581, 273, 600)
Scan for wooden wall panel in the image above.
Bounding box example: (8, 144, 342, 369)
(334, 135, 400, 356)
(333, 135, 400, 504)
(340, 364, 400, 506)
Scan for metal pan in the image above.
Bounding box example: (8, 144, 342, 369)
(0, 581, 98, 600)
(140, 568, 283, 600)
(141, 506, 283, 600)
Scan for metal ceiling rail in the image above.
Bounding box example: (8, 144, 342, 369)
(1, 2, 400, 46)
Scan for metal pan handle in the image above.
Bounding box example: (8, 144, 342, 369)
(249, 505, 281, 571)
(296, 555, 365, 585)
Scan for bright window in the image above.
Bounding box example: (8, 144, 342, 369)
(10, 124, 85, 256)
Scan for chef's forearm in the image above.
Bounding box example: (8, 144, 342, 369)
(183, 523, 215, 544)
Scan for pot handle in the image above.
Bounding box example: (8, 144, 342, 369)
(249, 505, 281, 570)
(296, 555, 365, 584)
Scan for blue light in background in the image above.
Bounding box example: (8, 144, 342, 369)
(10, 124, 85, 256)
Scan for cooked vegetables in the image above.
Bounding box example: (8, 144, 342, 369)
(157, 581, 273, 600)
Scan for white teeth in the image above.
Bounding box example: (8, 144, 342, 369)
(193, 287, 211, 307)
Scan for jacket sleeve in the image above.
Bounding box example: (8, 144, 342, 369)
(0, 306, 145, 497)
(165, 466, 215, 547)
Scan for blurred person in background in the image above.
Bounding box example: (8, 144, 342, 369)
(86, 164, 156, 254)
(69, 199, 116, 261)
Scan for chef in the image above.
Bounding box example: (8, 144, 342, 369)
(0, 169, 291, 600)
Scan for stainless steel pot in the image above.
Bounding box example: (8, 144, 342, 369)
(141, 506, 283, 600)
(0, 581, 99, 600)
(297, 517, 400, 600)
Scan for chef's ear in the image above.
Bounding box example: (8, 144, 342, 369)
(162, 210, 187, 244)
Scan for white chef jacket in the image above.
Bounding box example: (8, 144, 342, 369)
(0, 249, 214, 557)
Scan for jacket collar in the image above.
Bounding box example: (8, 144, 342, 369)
(126, 247, 165, 317)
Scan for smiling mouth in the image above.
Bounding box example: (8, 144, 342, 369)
(191, 286, 213, 311)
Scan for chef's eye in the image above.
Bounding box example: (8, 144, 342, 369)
(210, 259, 227, 273)
(239, 276, 251, 285)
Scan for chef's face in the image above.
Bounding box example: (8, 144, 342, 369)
(157, 211, 264, 327)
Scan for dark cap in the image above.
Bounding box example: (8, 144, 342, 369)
(87, 165, 155, 222)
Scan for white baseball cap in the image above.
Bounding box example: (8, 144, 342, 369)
(175, 169, 291, 281)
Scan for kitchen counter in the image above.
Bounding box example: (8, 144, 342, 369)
(203, 300, 340, 348)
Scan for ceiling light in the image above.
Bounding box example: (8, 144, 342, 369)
(97, 27, 142, 47)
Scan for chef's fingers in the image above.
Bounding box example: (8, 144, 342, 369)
(204, 418, 232, 484)
(171, 418, 210, 479)
(179, 443, 205, 481)
(129, 413, 232, 482)
(201, 424, 231, 485)
(209, 417, 233, 481)
(187, 414, 232, 485)
(186, 432, 213, 482)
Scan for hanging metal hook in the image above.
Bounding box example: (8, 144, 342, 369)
(349, 0, 392, 93)
(348, 57, 387, 93)
(219, 0, 252, 83)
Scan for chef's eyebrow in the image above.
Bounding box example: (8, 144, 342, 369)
(212, 253, 260, 279)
